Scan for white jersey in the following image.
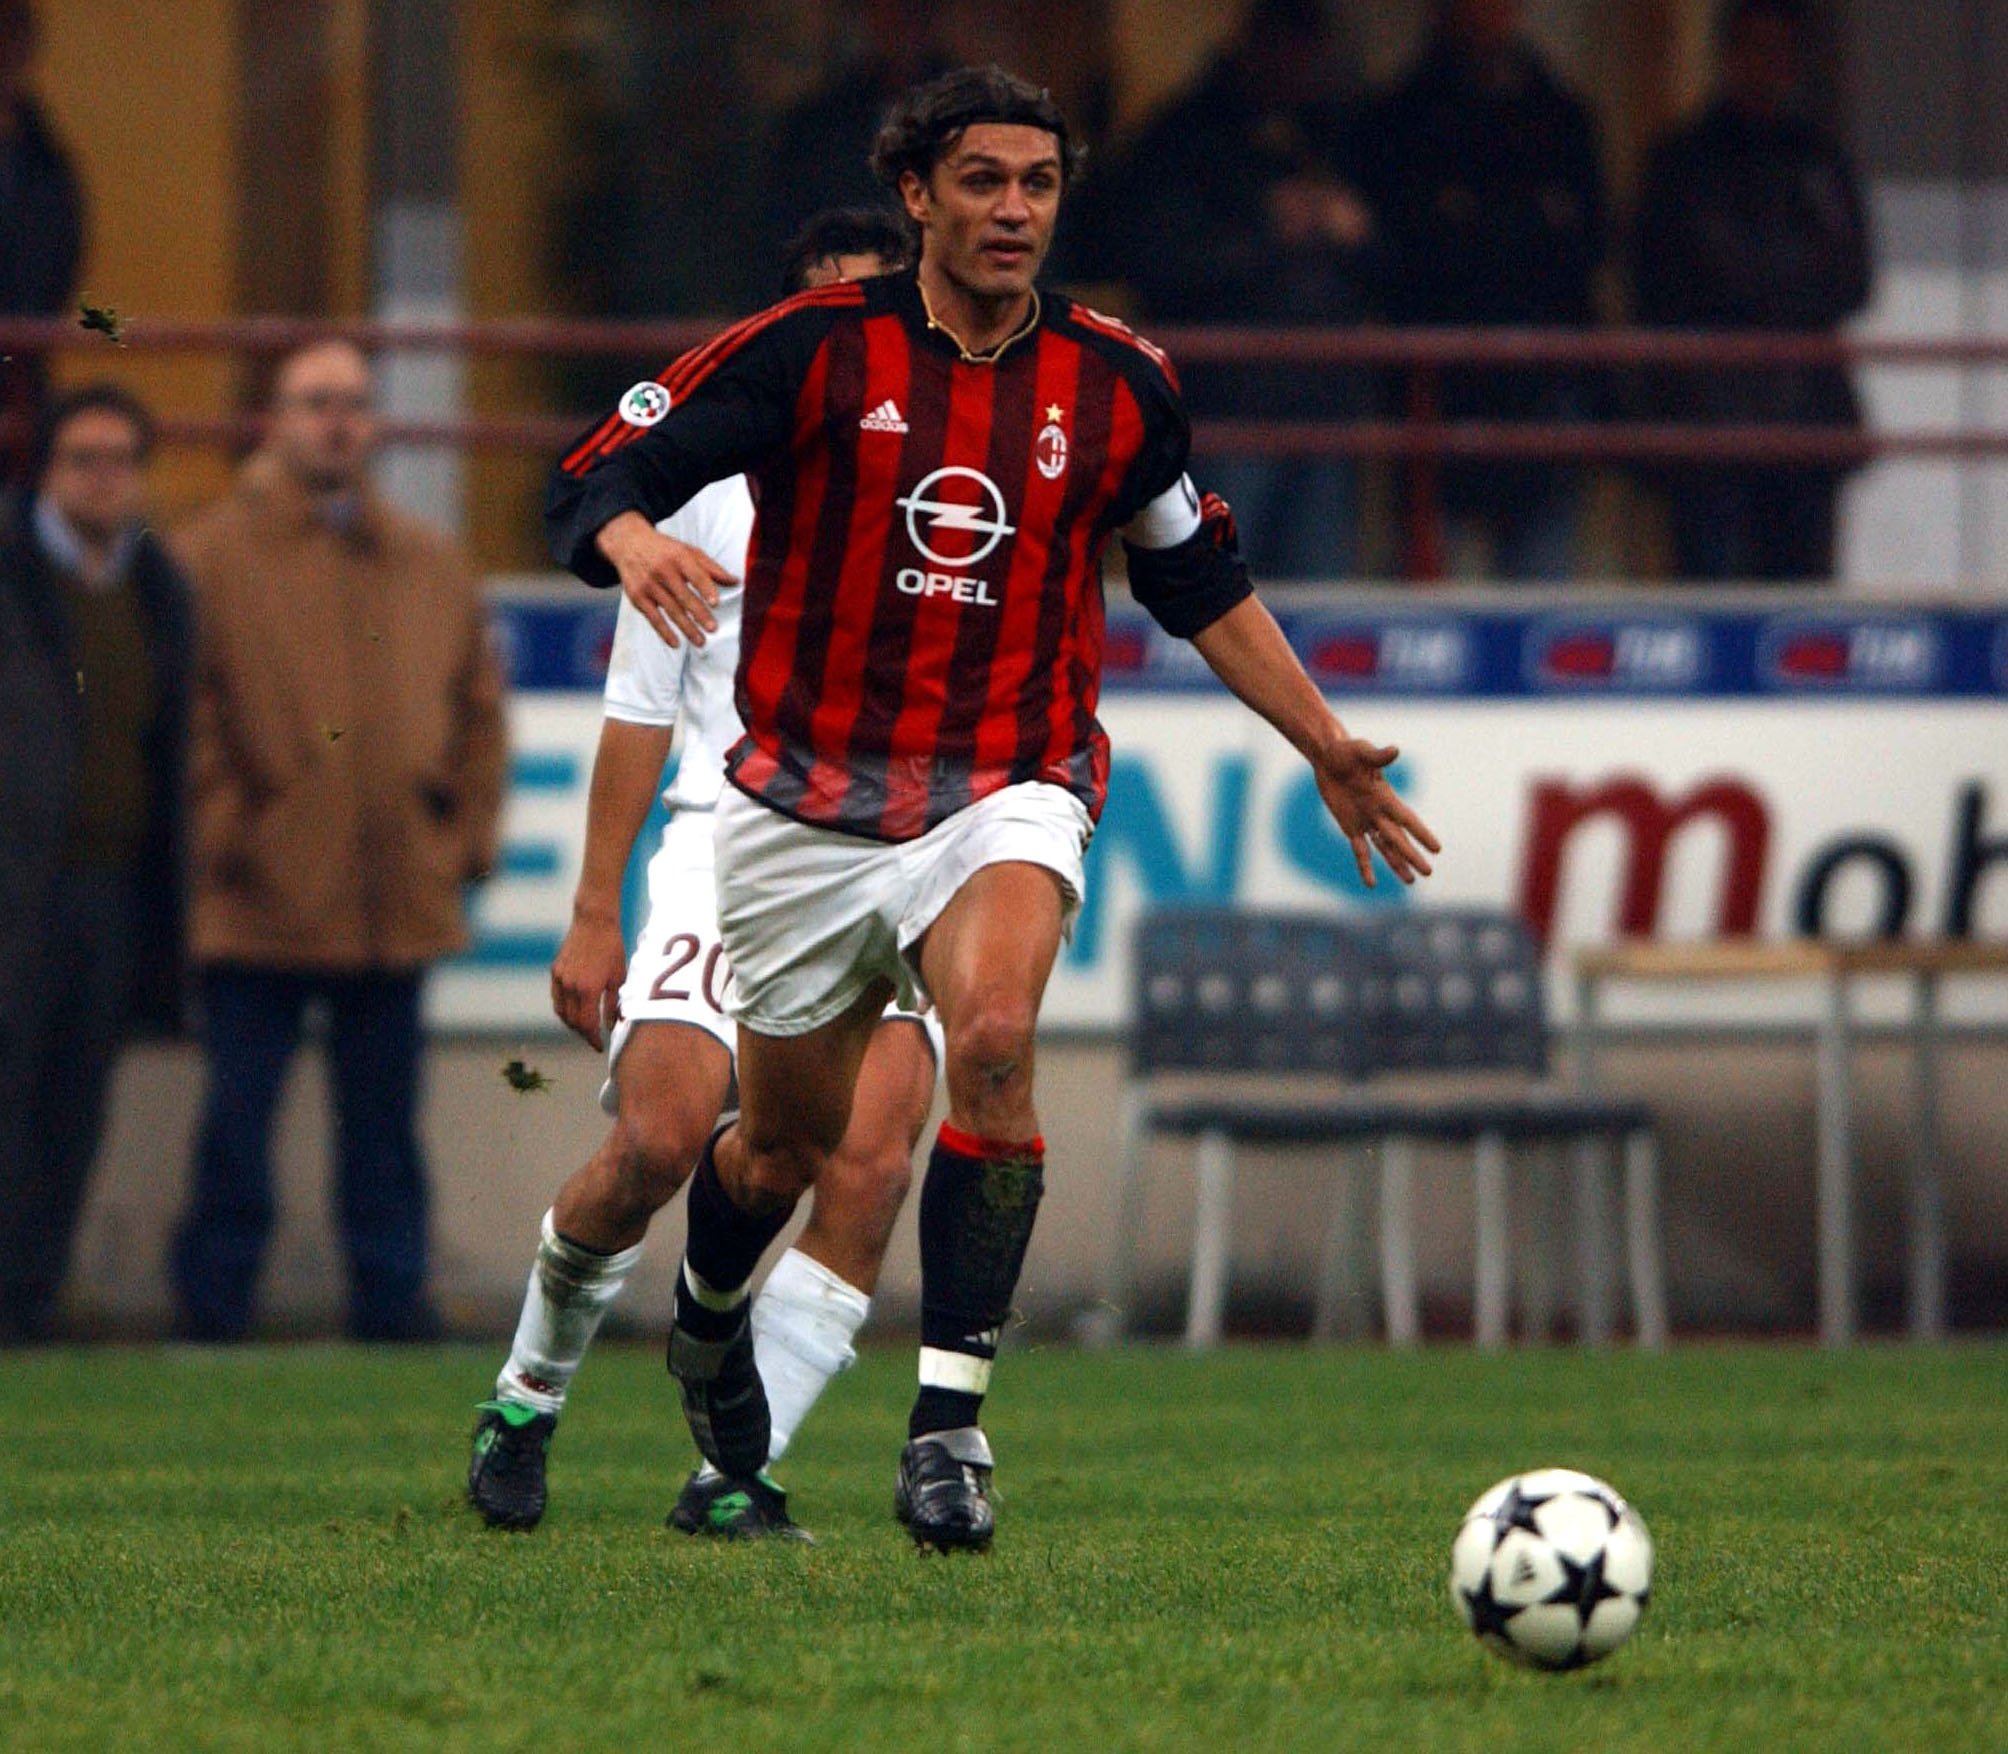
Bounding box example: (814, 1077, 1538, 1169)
(600, 475, 754, 814)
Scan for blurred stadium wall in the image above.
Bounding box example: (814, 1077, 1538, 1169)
(65, 1029, 2008, 1339)
(65, 588, 2008, 1341)
(35, 0, 566, 561)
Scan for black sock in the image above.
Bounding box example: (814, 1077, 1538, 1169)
(910, 1381, 987, 1439)
(910, 1124, 1045, 1440)
(675, 1131, 794, 1342)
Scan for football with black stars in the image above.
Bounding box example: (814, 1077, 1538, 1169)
(1449, 1468, 1653, 1671)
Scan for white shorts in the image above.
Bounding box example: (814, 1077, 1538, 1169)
(601, 812, 942, 1113)
(715, 779, 1093, 1039)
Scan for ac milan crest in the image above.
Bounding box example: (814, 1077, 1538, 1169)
(1035, 420, 1068, 481)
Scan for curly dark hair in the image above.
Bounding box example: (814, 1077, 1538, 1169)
(869, 64, 1084, 193)
(779, 206, 915, 295)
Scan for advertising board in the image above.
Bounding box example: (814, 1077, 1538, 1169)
(430, 594, 2008, 1033)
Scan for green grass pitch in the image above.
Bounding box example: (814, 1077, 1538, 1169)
(4, 1342, 2005, 1752)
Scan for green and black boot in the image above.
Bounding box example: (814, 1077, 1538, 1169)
(468, 1400, 557, 1530)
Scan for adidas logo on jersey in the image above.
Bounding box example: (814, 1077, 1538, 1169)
(860, 399, 910, 434)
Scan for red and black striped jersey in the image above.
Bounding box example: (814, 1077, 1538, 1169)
(548, 269, 1249, 841)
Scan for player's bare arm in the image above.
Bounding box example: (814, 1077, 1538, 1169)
(1191, 595, 1441, 887)
(594, 510, 732, 651)
(550, 716, 674, 1048)
(1122, 474, 1437, 886)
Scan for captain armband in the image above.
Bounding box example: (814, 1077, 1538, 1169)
(1121, 475, 1253, 640)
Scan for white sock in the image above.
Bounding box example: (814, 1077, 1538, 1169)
(495, 1210, 643, 1416)
(748, 1248, 870, 1463)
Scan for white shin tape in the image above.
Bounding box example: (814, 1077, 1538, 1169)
(682, 1259, 746, 1312)
(918, 1346, 994, 1395)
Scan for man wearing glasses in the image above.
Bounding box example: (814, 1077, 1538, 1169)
(167, 341, 506, 1343)
(0, 384, 191, 1343)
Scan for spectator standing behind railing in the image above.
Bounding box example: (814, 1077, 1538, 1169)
(0, 0, 85, 488)
(167, 341, 505, 1343)
(1105, 0, 1374, 580)
(1633, 0, 1871, 582)
(1352, 0, 1606, 580)
(0, 387, 191, 1344)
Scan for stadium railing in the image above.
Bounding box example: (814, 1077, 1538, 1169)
(3, 317, 2004, 579)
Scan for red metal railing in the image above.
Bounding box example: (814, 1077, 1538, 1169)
(7, 314, 2007, 366)
(7, 315, 2004, 575)
(7, 314, 2001, 467)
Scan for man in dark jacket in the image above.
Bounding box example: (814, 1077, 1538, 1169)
(1353, 0, 1606, 579)
(1108, 0, 1375, 578)
(0, 385, 191, 1342)
(0, 1, 86, 487)
(1634, 0, 1872, 581)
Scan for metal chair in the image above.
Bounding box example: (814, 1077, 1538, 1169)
(1094, 907, 1667, 1351)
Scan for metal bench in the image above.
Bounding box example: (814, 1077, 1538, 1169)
(1094, 907, 1667, 1350)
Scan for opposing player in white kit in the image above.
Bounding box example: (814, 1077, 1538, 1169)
(469, 211, 927, 1540)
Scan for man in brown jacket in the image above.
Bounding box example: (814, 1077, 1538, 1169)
(169, 339, 505, 1341)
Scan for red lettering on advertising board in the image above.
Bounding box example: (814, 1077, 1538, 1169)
(1519, 776, 1772, 946)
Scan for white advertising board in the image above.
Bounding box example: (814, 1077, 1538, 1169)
(431, 690, 2008, 1034)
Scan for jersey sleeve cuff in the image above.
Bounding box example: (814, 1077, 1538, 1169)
(566, 483, 633, 589)
(547, 468, 641, 589)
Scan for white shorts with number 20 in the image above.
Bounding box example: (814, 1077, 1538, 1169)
(602, 812, 943, 1111)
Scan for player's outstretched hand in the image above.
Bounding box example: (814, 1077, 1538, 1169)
(551, 912, 627, 1050)
(1313, 739, 1441, 888)
(595, 511, 736, 649)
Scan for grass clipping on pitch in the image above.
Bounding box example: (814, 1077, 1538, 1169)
(2, 1344, 2004, 1753)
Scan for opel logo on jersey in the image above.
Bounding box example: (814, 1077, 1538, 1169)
(897, 466, 1016, 567)
(618, 381, 672, 427)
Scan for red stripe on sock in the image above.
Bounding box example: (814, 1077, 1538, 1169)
(938, 1122, 1044, 1161)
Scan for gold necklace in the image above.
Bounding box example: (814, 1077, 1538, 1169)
(919, 279, 1042, 364)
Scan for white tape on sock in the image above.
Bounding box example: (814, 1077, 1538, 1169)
(497, 1210, 642, 1413)
(681, 1258, 746, 1313)
(918, 1346, 994, 1396)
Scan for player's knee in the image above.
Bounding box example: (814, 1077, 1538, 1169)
(736, 1132, 822, 1211)
(606, 1111, 706, 1218)
(826, 1135, 914, 1231)
(946, 997, 1038, 1095)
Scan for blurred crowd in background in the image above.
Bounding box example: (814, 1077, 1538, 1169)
(0, 339, 502, 1346)
(3, 0, 1877, 582)
(555, 0, 1874, 583)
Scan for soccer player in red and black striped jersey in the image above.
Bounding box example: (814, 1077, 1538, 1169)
(548, 65, 1440, 1549)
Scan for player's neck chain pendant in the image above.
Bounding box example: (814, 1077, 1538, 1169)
(920, 282, 1042, 366)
